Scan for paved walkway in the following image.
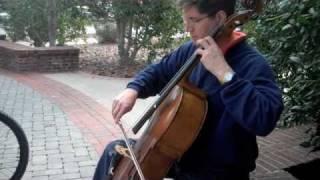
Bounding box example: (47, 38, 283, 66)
(0, 69, 319, 180)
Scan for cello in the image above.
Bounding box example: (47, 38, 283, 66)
(112, 0, 264, 179)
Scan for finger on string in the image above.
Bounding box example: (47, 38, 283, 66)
(196, 39, 210, 49)
(204, 36, 215, 44)
(195, 48, 205, 56)
(205, 36, 221, 51)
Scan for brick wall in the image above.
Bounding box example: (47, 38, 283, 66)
(0, 40, 79, 72)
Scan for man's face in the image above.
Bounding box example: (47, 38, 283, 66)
(182, 5, 218, 42)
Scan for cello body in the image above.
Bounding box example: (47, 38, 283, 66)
(113, 81, 207, 180)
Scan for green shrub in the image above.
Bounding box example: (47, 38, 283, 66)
(246, 0, 320, 150)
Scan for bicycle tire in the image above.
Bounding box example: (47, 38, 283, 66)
(0, 112, 29, 180)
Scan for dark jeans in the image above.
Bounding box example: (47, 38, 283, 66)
(93, 140, 250, 180)
(93, 140, 132, 180)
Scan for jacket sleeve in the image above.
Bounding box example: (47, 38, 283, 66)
(127, 42, 194, 98)
(220, 51, 284, 136)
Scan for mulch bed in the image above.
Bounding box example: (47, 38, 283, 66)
(77, 43, 147, 78)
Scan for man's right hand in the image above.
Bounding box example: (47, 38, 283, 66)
(112, 88, 138, 124)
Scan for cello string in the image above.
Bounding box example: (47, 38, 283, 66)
(118, 123, 146, 180)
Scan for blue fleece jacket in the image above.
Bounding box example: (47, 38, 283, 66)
(127, 40, 283, 175)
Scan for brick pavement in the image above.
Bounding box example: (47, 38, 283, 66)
(0, 69, 319, 180)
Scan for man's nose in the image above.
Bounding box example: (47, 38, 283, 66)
(184, 23, 193, 33)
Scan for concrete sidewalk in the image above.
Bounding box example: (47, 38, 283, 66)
(0, 70, 319, 180)
(44, 71, 156, 128)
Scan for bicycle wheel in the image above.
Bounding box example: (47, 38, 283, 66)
(0, 112, 29, 180)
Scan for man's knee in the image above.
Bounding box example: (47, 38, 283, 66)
(105, 140, 126, 153)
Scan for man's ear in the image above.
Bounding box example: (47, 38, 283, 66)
(215, 10, 227, 27)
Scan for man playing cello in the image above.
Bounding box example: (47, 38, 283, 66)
(94, 0, 283, 179)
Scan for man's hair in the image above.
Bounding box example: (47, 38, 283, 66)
(177, 0, 236, 16)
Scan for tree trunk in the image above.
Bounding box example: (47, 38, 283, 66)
(114, 0, 142, 65)
(48, 0, 57, 46)
(116, 19, 129, 64)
